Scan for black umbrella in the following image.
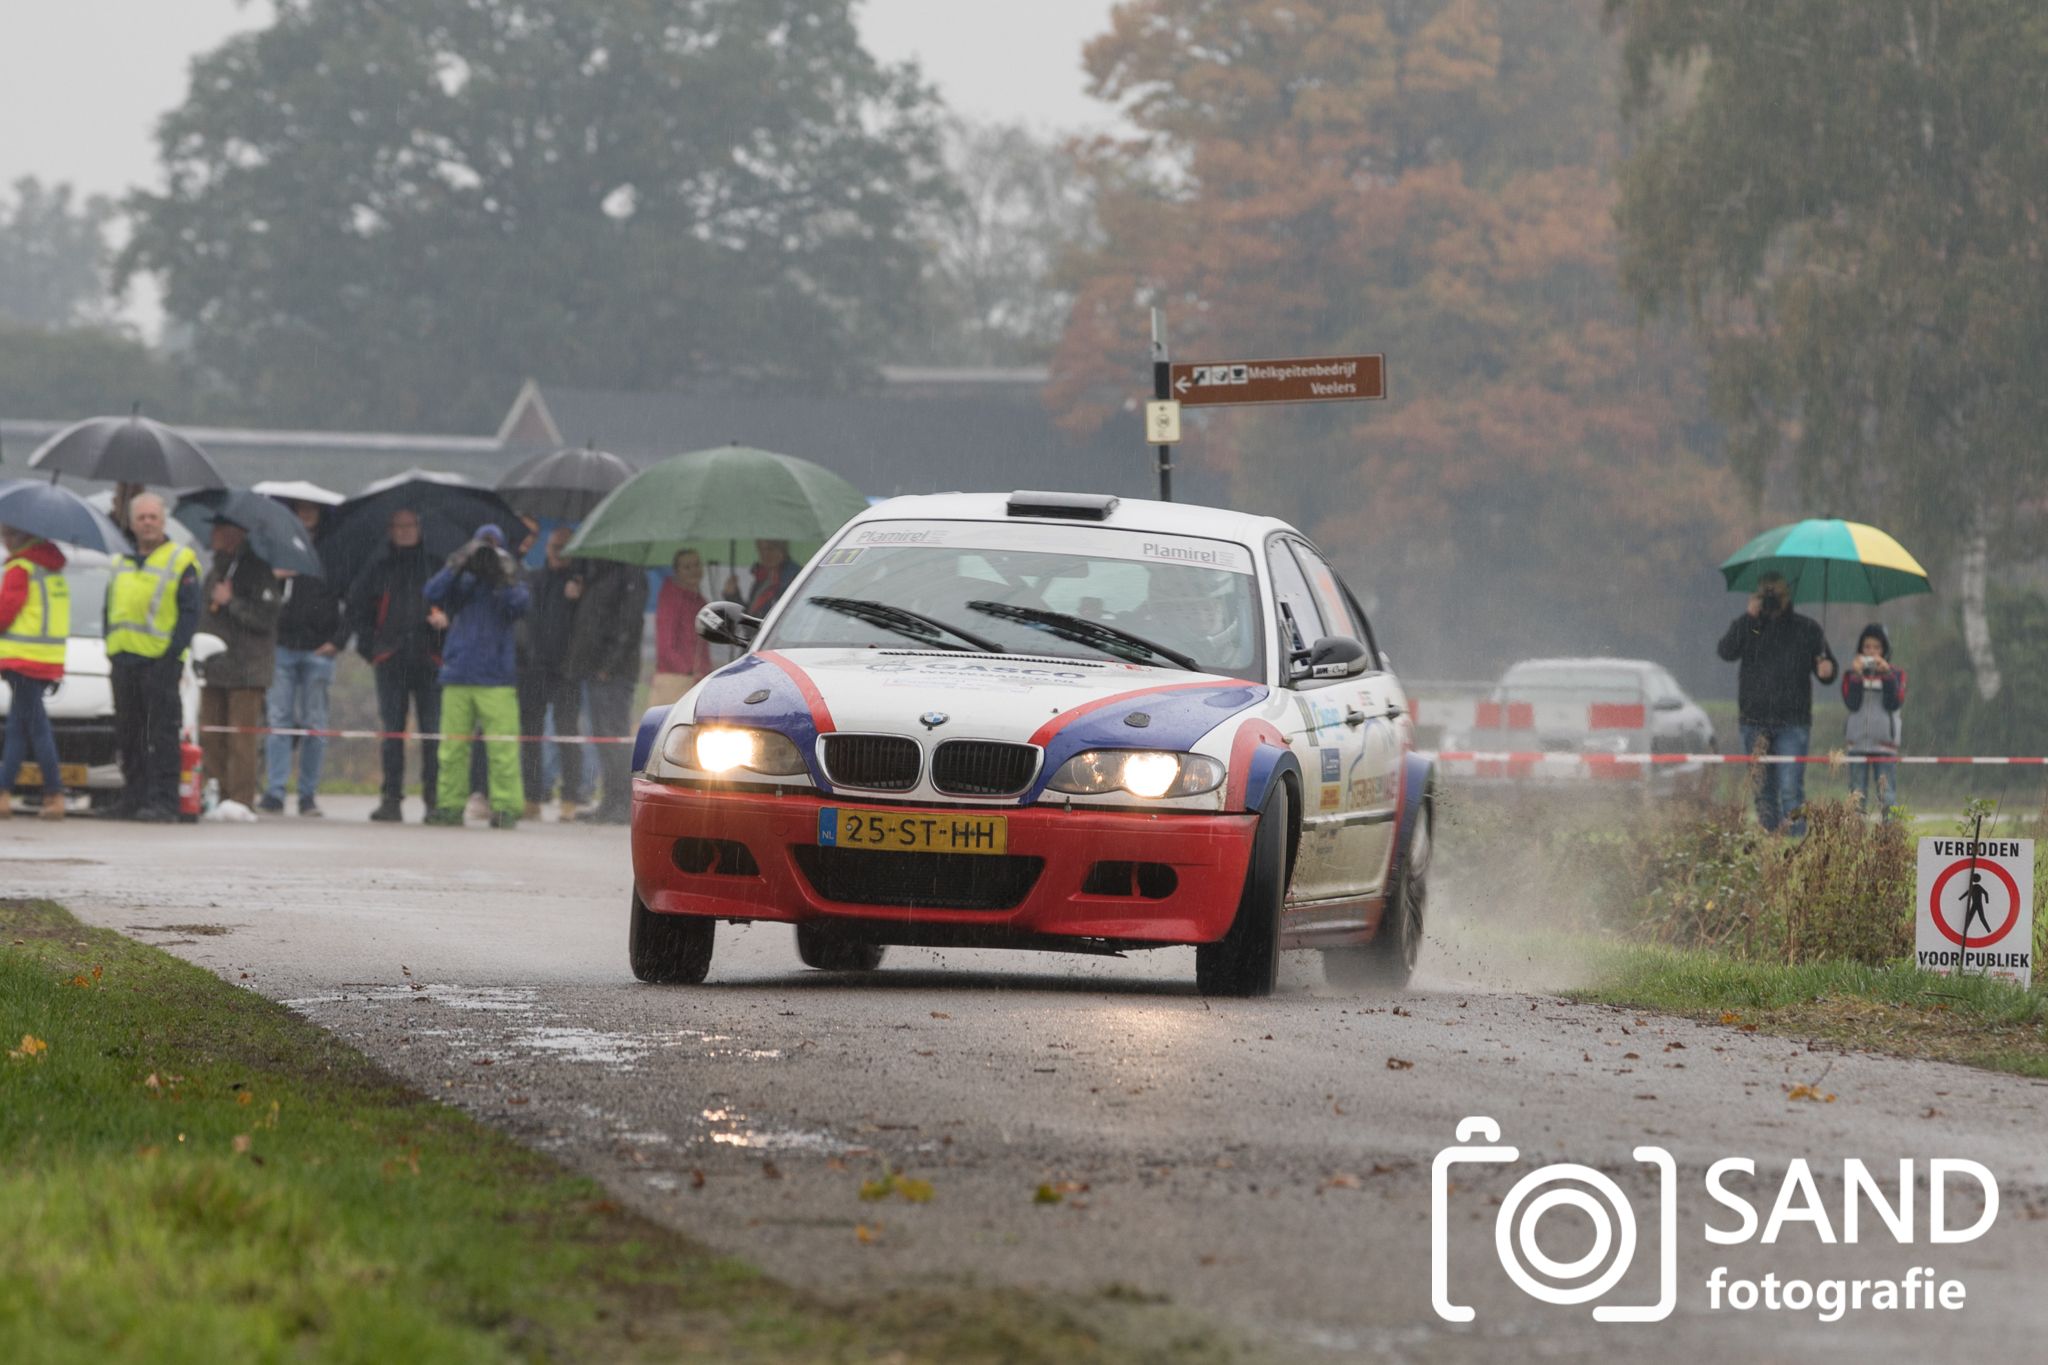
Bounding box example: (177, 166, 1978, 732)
(320, 469, 521, 594)
(496, 442, 636, 520)
(0, 478, 127, 553)
(27, 408, 227, 489)
(174, 488, 325, 578)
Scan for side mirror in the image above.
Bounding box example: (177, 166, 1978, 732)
(696, 600, 762, 647)
(1292, 635, 1370, 682)
(1653, 696, 1685, 712)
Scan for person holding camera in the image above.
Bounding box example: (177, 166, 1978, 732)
(1841, 623, 1905, 818)
(1716, 570, 1836, 835)
(423, 525, 530, 828)
(199, 517, 281, 815)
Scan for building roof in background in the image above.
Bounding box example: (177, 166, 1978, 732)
(496, 373, 1179, 501)
(3, 367, 1205, 505)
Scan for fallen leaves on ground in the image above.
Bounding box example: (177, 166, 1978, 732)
(8, 1034, 48, 1060)
(859, 1171, 933, 1204)
(855, 1223, 881, 1244)
(67, 965, 103, 989)
(1785, 1084, 1837, 1104)
(1034, 1180, 1089, 1205)
(1386, 1057, 1414, 1071)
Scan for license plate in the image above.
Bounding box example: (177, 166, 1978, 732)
(818, 807, 1007, 855)
(15, 763, 88, 789)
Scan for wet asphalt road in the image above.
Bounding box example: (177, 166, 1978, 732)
(8, 795, 2048, 1363)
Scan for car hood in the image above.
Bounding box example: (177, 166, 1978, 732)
(687, 648, 1269, 772)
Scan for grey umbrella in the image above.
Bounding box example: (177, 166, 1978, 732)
(27, 408, 227, 489)
(174, 488, 325, 578)
(496, 443, 636, 521)
(0, 478, 126, 553)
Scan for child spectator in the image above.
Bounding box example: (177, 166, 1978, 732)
(1841, 622, 1905, 818)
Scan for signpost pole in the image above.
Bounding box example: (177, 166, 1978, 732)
(1150, 308, 1172, 503)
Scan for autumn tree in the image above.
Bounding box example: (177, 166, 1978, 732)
(1608, 0, 2048, 700)
(1051, 0, 1743, 678)
(121, 0, 953, 433)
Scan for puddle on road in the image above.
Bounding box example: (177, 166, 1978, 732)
(515, 1026, 651, 1066)
(699, 1106, 863, 1154)
(283, 983, 539, 1012)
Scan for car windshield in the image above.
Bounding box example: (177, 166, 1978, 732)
(1498, 665, 1643, 702)
(761, 519, 1265, 681)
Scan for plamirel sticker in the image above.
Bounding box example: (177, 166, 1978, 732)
(1915, 837, 2032, 987)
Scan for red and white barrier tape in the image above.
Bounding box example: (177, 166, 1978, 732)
(1430, 751, 2040, 766)
(201, 726, 2036, 766)
(199, 724, 634, 745)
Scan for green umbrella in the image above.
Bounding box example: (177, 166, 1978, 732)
(1719, 518, 1932, 606)
(564, 445, 870, 569)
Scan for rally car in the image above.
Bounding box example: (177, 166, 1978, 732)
(628, 491, 1435, 997)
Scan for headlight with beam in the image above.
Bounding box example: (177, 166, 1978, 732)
(661, 724, 808, 776)
(1047, 750, 1225, 799)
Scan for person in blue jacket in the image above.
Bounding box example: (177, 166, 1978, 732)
(423, 525, 530, 828)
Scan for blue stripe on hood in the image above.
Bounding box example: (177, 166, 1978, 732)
(1027, 683, 1268, 801)
(688, 654, 834, 791)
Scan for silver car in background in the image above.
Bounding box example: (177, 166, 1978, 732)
(1445, 657, 1715, 786)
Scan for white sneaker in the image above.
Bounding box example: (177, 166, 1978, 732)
(464, 791, 490, 824)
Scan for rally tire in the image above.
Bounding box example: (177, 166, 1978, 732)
(629, 892, 715, 984)
(1196, 785, 1290, 998)
(794, 924, 887, 973)
(1325, 794, 1430, 990)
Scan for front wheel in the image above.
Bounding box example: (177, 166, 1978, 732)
(629, 892, 715, 984)
(1324, 794, 1430, 990)
(1196, 786, 1291, 998)
(794, 924, 887, 972)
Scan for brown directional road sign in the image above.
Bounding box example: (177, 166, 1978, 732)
(1169, 354, 1386, 408)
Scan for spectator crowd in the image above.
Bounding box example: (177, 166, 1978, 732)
(1, 486, 802, 828)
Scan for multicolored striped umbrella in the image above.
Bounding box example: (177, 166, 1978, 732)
(1719, 519, 1931, 605)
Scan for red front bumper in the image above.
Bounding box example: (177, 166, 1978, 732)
(631, 778, 1256, 945)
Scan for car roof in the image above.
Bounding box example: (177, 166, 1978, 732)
(848, 492, 1297, 550)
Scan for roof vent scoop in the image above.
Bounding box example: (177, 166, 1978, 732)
(1006, 490, 1119, 521)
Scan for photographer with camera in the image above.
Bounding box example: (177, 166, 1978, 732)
(422, 525, 530, 829)
(1840, 623, 1905, 819)
(1716, 570, 1836, 835)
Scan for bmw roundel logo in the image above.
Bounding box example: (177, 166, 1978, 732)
(920, 711, 949, 730)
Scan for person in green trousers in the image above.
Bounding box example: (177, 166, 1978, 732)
(422, 525, 530, 828)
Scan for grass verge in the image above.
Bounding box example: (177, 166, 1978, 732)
(1578, 943, 2048, 1079)
(0, 899, 1235, 1365)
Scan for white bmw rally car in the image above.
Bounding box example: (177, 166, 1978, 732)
(628, 491, 1435, 996)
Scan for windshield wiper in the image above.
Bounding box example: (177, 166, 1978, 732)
(965, 601, 1201, 672)
(805, 596, 1006, 653)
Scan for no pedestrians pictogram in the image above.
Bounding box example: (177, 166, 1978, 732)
(1915, 835, 2033, 987)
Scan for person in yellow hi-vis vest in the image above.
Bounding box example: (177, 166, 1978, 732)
(0, 525, 71, 820)
(106, 492, 201, 822)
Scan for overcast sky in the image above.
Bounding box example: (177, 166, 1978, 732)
(0, 0, 1122, 199)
